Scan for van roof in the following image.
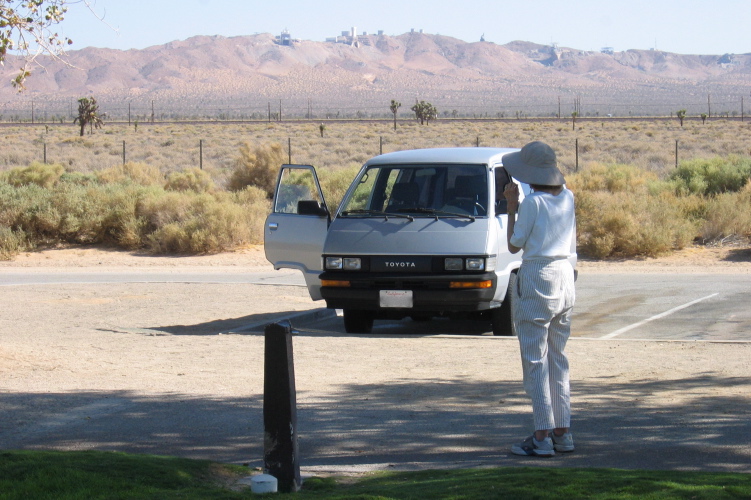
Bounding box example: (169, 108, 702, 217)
(364, 147, 520, 167)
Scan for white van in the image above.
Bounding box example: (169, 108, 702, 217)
(264, 147, 577, 334)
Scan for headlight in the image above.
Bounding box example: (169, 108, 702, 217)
(465, 258, 485, 271)
(325, 257, 342, 270)
(445, 257, 495, 271)
(325, 257, 361, 270)
(444, 258, 463, 271)
(343, 257, 361, 270)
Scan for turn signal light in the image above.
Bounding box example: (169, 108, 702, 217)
(320, 280, 351, 287)
(449, 280, 493, 289)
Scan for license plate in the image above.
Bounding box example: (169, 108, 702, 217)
(379, 290, 413, 308)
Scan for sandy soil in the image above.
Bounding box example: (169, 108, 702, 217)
(2, 242, 750, 273)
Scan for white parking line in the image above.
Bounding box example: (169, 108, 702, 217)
(599, 293, 719, 340)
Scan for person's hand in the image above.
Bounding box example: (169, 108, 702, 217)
(503, 183, 519, 212)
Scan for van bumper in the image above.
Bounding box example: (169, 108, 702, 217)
(319, 272, 498, 312)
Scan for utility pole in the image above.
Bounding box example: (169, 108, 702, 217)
(707, 94, 711, 118)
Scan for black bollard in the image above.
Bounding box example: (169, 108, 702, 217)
(263, 321, 301, 492)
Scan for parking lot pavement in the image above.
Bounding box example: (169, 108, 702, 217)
(1, 272, 750, 474)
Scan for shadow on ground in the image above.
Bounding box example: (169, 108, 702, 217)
(2, 374, 749, 472)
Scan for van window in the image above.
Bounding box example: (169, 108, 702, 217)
(340, 164, 488, 216)
(274, 167, 323, 214)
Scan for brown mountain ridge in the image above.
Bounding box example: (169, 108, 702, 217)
(2, 32, 749, 118)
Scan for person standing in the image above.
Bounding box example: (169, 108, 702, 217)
(501, 141, 577, 457)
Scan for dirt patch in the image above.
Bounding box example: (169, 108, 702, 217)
(3, 243, 750, 274)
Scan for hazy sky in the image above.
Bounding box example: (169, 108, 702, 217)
(61, 0, 750, 55)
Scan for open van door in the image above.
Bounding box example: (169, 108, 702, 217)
(264, 165, 329, 300)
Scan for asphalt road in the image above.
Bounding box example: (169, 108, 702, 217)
(2, 268, 749, 475)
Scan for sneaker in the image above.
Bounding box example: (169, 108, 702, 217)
(511, 434, 555, 457)
(551, 432, 575, 452)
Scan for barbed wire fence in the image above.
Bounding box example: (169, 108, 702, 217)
(1, 94, 749, 123)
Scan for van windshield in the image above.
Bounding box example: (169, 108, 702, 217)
(339, 164, 488, 218)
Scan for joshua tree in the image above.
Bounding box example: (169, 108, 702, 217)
(677, 109, 687, 127)
(73, 97, 104, 136)
(389, 100, 401, 130)
(411, 100, 437, 125)
(700, 113, 708, 125)
(571, 111, 578, 131)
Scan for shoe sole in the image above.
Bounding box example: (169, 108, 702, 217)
(511, 447, 555, 457)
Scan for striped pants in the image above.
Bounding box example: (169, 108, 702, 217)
(513, 259, 576, 431)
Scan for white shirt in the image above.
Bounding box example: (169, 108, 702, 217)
(510, 188, 576, 261)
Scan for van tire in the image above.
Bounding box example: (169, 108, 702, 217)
(491, 272, 517, 336)
(343, 309, 374, 334)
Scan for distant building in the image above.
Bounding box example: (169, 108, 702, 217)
(601, 47, 614, 55)
(275, 29, 297, 46)
(325, 26, 381, 47)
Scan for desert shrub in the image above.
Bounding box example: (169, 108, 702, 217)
(164, 168, 216, 193)
(0, 226, 27, 260)
(568, 163, 657, 193)
(59, 171, 99, 186)
(96, 162, 164, 186)
(670, 156, 751, 195)
(569, 164, 697, 258)
(318, 165, 360, 213)
(138, 189, 268, 254)
(228, 142, 285, 196)
(699, 183, 751, 242)
(3, 162, 65, 188)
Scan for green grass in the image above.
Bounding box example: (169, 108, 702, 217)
(1, 450, 750, 499)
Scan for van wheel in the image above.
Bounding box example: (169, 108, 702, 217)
(343, 309, 374, 334)
(491, 272, 517, 336)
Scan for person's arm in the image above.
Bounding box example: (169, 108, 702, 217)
(503, 183, 522, 254)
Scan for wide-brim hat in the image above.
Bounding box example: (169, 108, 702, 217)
(502, 141, 565, 186)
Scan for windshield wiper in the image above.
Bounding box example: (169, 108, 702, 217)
(340, 209, 414, 221)
(396, 207, 476, 222)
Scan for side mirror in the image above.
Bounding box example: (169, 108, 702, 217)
(297, 200, 329, 216)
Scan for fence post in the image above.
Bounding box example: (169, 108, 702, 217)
(575, 138, 579, 172)
(476, 136, 480, 147)
(288, 137, 292, 164)
(199, 139, 203, 170)
(43, 142, 47, 164)
(379, 136, 383, 155)
(675, 140, 679, 168)
(122, 140, 126, 165)
(263, 321, 301, 493)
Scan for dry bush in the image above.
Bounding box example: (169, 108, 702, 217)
(3, 162, 65, 188)
(2, 120, 751, 259)
(228, 142, 285, 196)
(569, 164, 698, 258)
(670, 156, 751, 195)
(164, 167, 216, 193)
(317, 165, 360, 213)
(96, 162, 164, 186)
(699, 183, 751, 242)
(138, 189, 269, 254)
(0, 226, 27, 260)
